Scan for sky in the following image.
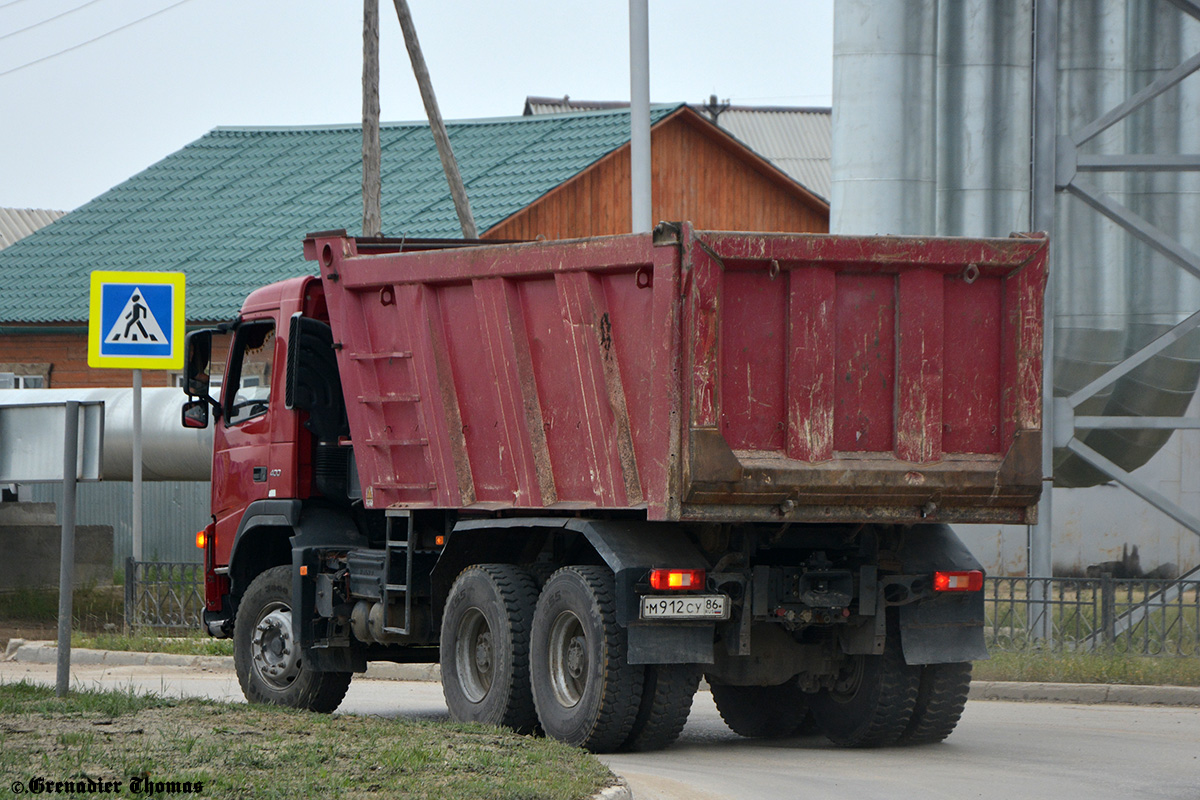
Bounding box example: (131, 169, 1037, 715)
(0, 0, 834, 212)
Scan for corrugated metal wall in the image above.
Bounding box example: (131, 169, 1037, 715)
(29, 481, 208, 565)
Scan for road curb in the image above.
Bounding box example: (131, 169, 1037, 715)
(593, 778, 631, 800)
(970, 680, 1200, 707)
(4, 640, 440, 682)
(8, 641, 1199, 707)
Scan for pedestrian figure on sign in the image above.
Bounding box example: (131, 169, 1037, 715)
(123, 293, 157, 342)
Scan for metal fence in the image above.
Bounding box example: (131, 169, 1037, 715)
(124, 558, 204, 630)
(118, 560, 1200, 656)
(984, 576, 1200, 656)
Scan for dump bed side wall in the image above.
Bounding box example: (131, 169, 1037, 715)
(309, 234, 682, 518)
(307, 228, 1045, 524)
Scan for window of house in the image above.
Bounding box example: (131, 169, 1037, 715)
(0, 364, 50, 389)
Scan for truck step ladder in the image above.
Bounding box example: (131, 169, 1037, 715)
(382, 510, 414, 636)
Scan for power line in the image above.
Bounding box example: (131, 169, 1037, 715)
(0, 0, 198, 80)
(0, 0, 40, 11)
(0, 0, 109, 44)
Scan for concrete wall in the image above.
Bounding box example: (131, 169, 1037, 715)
(0, 502, 114, 589)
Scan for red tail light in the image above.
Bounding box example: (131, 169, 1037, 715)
(648, 568, 705, 591)
(934, 570, 983, 592)
(196, 530, 207, 549)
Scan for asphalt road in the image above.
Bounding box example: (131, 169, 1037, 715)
(2, 659, 1198, 800)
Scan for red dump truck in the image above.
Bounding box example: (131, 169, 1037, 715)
(182, 223, 1046, 752)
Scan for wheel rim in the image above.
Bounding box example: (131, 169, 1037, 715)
(547, 610, 588, 708)
(455, 608, 494, 703)
(251, 602, 301, 689)
(827, 655, 867, 704)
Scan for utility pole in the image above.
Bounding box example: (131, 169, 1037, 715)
(391, 0, 477, 239)
(362, 0, 382, 238)
(628, 0, 651, 233)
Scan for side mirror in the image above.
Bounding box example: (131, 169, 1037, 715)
(181, 398, 210, 429)
(184, 330, 212, 399)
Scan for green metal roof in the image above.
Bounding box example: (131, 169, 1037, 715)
(0, 106, 679, 323)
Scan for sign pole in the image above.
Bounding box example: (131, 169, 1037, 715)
(56, 401, 80, 697)
(132, 368, 143, 562)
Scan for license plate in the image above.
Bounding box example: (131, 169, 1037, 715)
(640, 594, 729, 620)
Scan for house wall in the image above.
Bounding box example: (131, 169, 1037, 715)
(485, 113, 829, 240)
(0, 329, 230, 388)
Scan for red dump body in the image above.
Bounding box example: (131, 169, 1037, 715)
(304, 224, 1046, 524)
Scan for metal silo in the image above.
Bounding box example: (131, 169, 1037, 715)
(832, 0, 1200, 575)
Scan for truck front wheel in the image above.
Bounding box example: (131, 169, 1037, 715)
(530, 566, 644, 753)
(440, 564, 540, 733)
(233, 565, 351, 713)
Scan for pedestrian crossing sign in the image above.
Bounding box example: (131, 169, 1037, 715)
(87, 271, 186, 369)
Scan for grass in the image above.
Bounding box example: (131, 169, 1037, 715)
(975, 648, 1200, 686)
(0, 680, 179, 717)
(71, 631, 234, 657)
(0, 585, 125, 631)
(0, 682, 614, 800)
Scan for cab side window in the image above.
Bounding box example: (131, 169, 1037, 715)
(224, 322, 275, 426)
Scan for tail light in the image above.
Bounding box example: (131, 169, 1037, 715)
(648, 568, 705, 591)
(934, 570, 983, 592)
(196, 530, 207, 549)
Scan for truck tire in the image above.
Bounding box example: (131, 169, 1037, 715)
(233, 565, 350, 713)
(621, 664, 701, 751)
(898, 661, 973, 745)
(440, 564, 540, 733)
(807, 615, 921, 748)
(709, 680, 814, 739)
(530, 566, 645, 753)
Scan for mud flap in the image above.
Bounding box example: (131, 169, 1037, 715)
(897, 523, 989, 665)
(898, 593, 988, 664)
(627, 624, 715, 665)
(567, 519, 714, 665)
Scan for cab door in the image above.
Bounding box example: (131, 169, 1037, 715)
(211, 317, 279, 555)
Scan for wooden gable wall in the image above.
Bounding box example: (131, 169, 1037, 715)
(484, 108, 829, 241)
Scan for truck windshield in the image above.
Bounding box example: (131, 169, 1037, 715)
(225, 321, 275, 426)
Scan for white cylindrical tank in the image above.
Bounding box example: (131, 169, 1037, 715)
(0, 388, 212, 481)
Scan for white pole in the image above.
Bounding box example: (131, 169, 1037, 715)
(629, 0, 651, 233)
(1029, 0, 1058, 642)
(132, 369, 143, 562)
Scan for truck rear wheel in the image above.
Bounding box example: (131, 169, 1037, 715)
(899, 661, 973, 745)
(440, 564, 540, 733)
(621, 664, 701, 751)
(233, 565, 351, 713)
(709, 680, 815, 739)
(807, 617, 921, 747)
(530, 566, 644, 753)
